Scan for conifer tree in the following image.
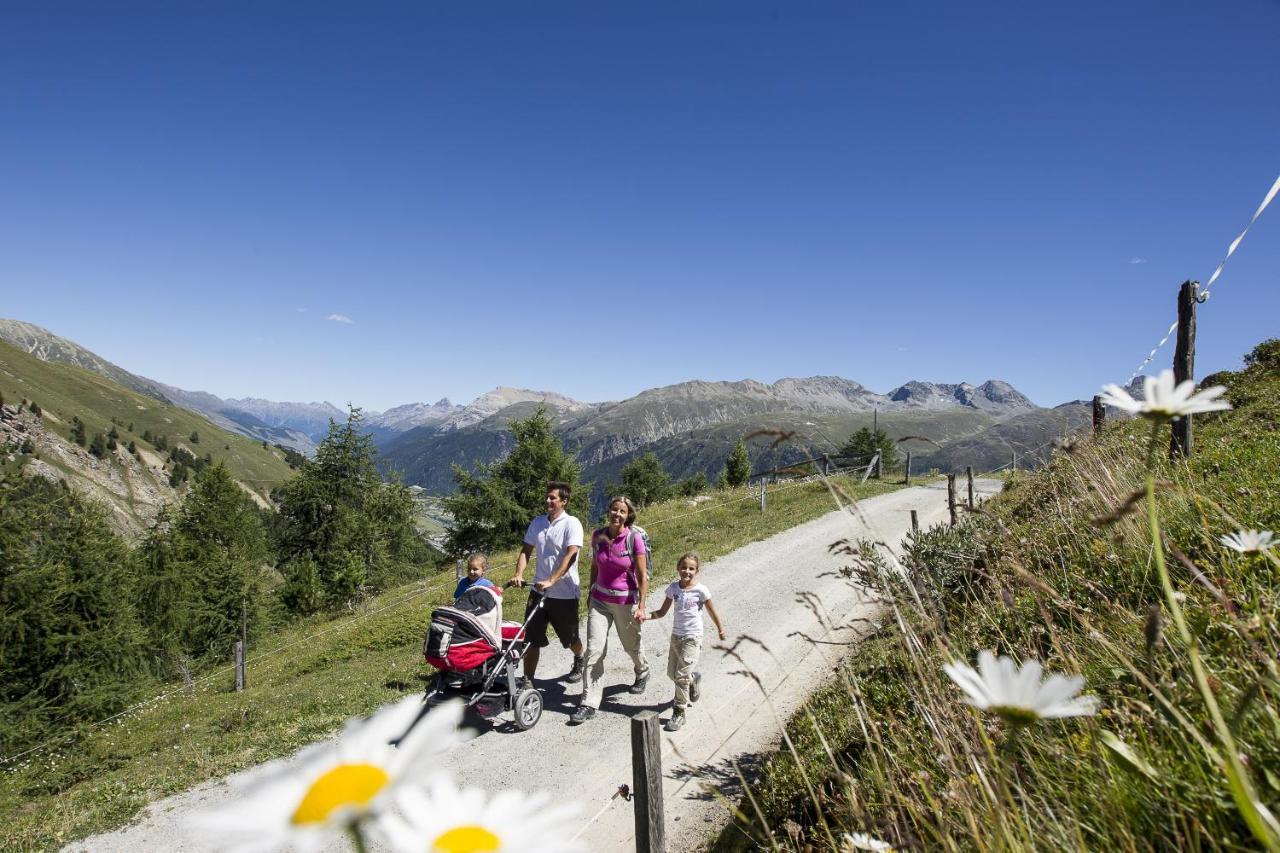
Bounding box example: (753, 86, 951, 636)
(839, 427, 898, 474)
(0, 475, 149, 753)
(70, 416, 87, 447)
(614, 452, 672, 508)
(445, 406, 587, 556)
(723, 439, 751, 488)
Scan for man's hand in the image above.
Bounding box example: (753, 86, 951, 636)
(632, 605, 646, 623)
(505, 577, 525, 589)
(533, 580, 551, 594)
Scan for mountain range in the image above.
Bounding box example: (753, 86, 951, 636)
(1, 318, 1090, 505)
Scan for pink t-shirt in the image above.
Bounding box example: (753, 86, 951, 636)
(591, 527, 646, 606)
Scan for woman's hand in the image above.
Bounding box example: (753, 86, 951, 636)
(632, 605, 646, 623)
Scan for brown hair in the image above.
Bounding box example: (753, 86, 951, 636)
(677, 553, 701, 571)
(547, 481, 572, 502)
(607, 495, 637, 527)
(466, 552, 488, 571)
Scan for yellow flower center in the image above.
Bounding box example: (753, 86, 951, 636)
(290, 763, 390, 825)
(432, 825, 503, 852)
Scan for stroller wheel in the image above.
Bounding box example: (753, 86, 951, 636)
(513, 687, 543, 731)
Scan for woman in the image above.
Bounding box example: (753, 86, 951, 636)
(569, 495, 649, 724)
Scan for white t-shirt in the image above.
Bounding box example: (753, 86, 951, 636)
(665, 581, 711, 637)
(524, 512, 584, 600)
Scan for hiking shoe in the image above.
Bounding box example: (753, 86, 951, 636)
(628, 673, 649, 695)
(516, 676, 534, 692)
(664, 709, 686, 732)
(565, 655, 585, 683)
(689, 672, 702, 704)
(569, 705, 596, 725)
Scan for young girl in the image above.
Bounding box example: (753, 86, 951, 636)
(648, 553, 726, 732)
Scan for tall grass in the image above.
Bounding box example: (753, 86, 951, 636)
(715, 343, 1280, 851)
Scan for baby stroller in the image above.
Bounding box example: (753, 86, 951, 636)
(422, 585, 545, 730)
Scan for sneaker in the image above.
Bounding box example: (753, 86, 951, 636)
(515, 676, 533, 692)
(565, 655, 585, 683)
(664, 708, 686, 732)
(689, 672, 702, 704)
(569, 705, 596, 725)
(628, 673, 649, 695)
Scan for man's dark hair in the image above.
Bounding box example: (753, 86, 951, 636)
(547, 481, 572, 501)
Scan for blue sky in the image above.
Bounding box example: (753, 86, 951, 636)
(2, 1, 1277, 410)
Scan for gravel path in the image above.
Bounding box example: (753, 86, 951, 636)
(66, 479, 1001, 852)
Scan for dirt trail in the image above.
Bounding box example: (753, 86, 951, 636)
(66, 479, 1001, 852)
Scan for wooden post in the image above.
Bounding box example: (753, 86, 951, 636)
(966, 466, 975, 508)
(1092, 395, 1105, 437)
(631, 711, 665, 853)
(240, 596, 248, 690)
(904, 450, 912, 485)
(759, 477, 767, 512)
(1170, 280, 1198, 459)
(456, 558, 465, 581)
(947, 474, 958, 527)
(861, 453, 879, 484)
(1011, 450, 1016, 472)
(234, 641, 246, 692)
(910, 509, 919, 535)
(875, 451, 883, 479)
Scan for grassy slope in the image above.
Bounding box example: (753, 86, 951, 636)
(712, 348, 1280, 851)
(0, 340, 294, 499)
(0, 473, 904, 850)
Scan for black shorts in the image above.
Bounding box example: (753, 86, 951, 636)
(523, 595, 581, 649)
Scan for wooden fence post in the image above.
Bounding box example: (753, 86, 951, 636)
(1010, 450, 1016, 472)
(910, 509, 919, 535)
(234, 641, 246, 692)
(759, 477, 767, 512)
(1170, 280, 1198, 459)
(904, 450, 912, 485)
(861, 453, 879, 485)
(1092, 395, 1105, 437)
(966, 466, 975, 508)
(631, 711, 665, 853)
(947, 474, 958, 527)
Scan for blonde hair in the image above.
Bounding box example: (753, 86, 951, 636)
(466, 552, 488, 571)
(676, 552, 701, 571)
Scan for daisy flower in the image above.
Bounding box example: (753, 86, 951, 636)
(1219, 529, 1277, 555)
(1098, 369, 1230, 421)
(382, 778, 583, 853)
(943, 651, 1099, 726)
(842, 831, 893, 851)
(187, 697, 467, 852)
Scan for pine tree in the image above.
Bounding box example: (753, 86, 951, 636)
(30, 401, 41, 417)
(190, 431, 200, 444)
(444, 406, 587, 556)
(723, 439, 751, 488)
(70, 416, 87, 447)
(676, 471, 709, 497)
(89, 432, 108, 458)
(0, 475, 150, 753)
(839, 427, 898, 475)
(614, 452, 672, 508)
(276, 407, 428, 612)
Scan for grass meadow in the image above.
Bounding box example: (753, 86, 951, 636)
(0, 473, 902, 850)
(712, 343, 1280, 852)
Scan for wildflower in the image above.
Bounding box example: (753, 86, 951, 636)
(943, 651, 1100, 726)
(1099, 369, 1230, 421)
(1219, 529, 1277, 555)
(382, 779, 582, 853)
(187, 697, 466, 852)
(842, 831, 893, 851)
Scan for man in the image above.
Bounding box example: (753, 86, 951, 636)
(511, 481, 585, 687)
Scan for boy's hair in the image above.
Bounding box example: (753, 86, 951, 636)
(466, 552, 488, 571)
(676, 552, 701, 571)
(606, 495, 637, 527)
(546, 481, 572, 502)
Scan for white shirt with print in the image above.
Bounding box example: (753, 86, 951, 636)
(524, 512, 584, 600)
(665, 581, 711, 637)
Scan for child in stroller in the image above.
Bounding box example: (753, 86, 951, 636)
(423, 583, 546, 730)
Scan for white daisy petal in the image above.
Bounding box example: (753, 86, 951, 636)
(944, 652, 1098, 724)
(384, 779, 583, 853)
(1219, 529, 1277, 554)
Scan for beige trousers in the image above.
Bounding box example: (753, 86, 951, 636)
(581, 597, 649, 709)
(667, 633, 703, 709)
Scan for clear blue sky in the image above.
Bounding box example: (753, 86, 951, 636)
(2, 1, 1277, 410)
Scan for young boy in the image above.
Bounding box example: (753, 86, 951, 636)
(648, 553, 726, 732)
(454, 553, 496, 600)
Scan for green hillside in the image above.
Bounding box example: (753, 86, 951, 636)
(713, 340, 1280, 851)
(0, 472, 903, 850)
(0, 339, 295, 519)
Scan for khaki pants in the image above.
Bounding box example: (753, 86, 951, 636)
(581, 597, 649, 710)
(667, 633, 702, 709)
